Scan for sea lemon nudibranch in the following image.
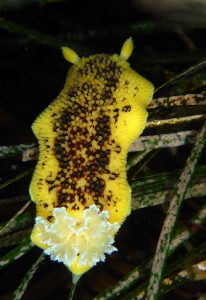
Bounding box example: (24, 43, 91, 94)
(29, 38, 154, 275)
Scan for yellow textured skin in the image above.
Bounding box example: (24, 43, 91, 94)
(30, 38, 154, 274)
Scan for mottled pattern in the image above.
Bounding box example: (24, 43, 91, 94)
(149, 94, 206, 109)
(51, 56, 120, 212)
(30, 52, 154, 223)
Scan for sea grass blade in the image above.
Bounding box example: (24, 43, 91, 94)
(0, 230, 31, 249)
(149, 94, 206, 109)
(0, 211, 34, 236)
(125, 242, 206, 300)
(93, 202, 206, 300)
(0, 169, 33, 191)
(127, 149, 152, 170)
(0, 237, 33, 270)
(131, 149, 160, 179)
(168, 202, 206, 255)
(0, 144, 36, 159)
(12, 253, 44, 300)
(155, 60, 206, 93)
(129, 130, 197, 152)
(132, 182, 206, 209)
(146, 114, 206, 128)
(145, 121, 206, 300)
(126, 265, 197, 299)
(131, 165, 206, 199)
(0, 195, 29, 206)
(0, 202, 30, 235)
(93, 260, 151, 300)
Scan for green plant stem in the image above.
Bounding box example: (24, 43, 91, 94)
(132, 164, 206, 208)
(0, 237, 33, 269)
(0, 195, 28, 206)
(0, 202, 30, 235)
(149, 94, 206, 109)
(130, 130, 197, 152)
(145, 121, 206, 300)
(127, 149, 152, 170)
(125, 241, 206, 300)
(132, 182, 206, 210)
(155, 60, 206, 93)
(0, 144, 35, 159)
(12, 253, 44, 300)
(0, 230, 31, 249)
(131, 149, 160, 179)
(68, 283, 76, 300)
(94, 131, 206, 300)
(0, 168, 33, 190)
(0, 211, 33, 236)
(68, 274, 81, 300)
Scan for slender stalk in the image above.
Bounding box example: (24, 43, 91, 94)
(0, 168, 33, 190)
(127, 149, 151, 170)
(68, 274, 82, 300)
(131, 149, 160, 179)
(0, 230, 31, 249)
(132, 182, 206, 210)
(0, 144, 35, 159)
(149, 94, 206, 109)
(12, 253, 44, 300)
(155, 60, 206, 93)
(146, 114, 206, 128)
(94, 231, 206, 300)
(68, 283, 77, 300)
(0, 237, 33, 270)
(125, 242, 206, 300)
(145, 121, 206, 300)
(0, 202, 30, 235)
(129, 130, 197, 152)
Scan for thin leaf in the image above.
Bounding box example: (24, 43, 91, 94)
(93, 260, 151, 300)
(0, 202, 30, 236)
(129, 130, 197, 152)
(132, 182, 206, 209)
(0, 144, 35, 159)
(131, 165, 206, 199)
(0, 237, 33, 270)
(12, 253, 44, 300)
(94, 203, 206, 300)
(0, 195, 28, 206)
(0, 211, 34, 236)
(131, 149, 160, 179)
(168, 203, 206, 255)
(0, 169, 33, 190)
(145, 121, 206, 300)
(146, 114, 206, 128)
(155, 60, 206, 93)
(149, 94, 206, 109)
(126, 264, 196, 299)
(0, 230, 31, 249)
(125, 242, 206, 300)
(127, 150, 152, 170)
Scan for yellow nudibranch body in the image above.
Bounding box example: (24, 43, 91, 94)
(30, 38, 154, 275)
